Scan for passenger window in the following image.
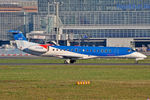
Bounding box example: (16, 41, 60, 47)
(87, 49, 89, 52)
(109, 49, 111, 53)
(71, 49, 73, 51)
(97, 50, 99, 52)
(90, 50, 92, 52)
(67, 49, 69, 51)
(75, 49, 77, 52)
(79, 49, 81, 52)
(101, 49, 103, 53)
(94, 50, 96, 52)
(105, 50, 107, 52)
(53, 49, 55, 51)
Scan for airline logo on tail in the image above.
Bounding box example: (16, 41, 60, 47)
(9, 30, 27, 41)
(10, 30, 51, 54)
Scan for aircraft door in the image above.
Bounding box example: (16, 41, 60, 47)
(48, 46, 50, 51)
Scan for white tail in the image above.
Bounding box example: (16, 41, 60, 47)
(15, 40, 38, 50)
(10, 30, 39, 50)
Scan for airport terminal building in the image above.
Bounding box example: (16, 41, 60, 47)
(37, 0, 150, 47)
(0, 0, 37, 45)
(0, 0, 150, 47)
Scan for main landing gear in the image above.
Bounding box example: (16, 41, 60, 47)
(64, 59, 76, 64)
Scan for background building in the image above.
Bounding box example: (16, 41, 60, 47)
(37, 0, 150, 47)
(0, 0, 37, 45)
(0, 0, 150, 47)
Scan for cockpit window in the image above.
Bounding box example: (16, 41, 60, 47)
(128, 49, 131, 52)
(128, 49, 135, 52)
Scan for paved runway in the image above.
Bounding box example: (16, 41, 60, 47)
(0, 63, 150, 66)
(0, 56, 150, 66)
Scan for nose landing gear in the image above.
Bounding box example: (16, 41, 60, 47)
(135, 58, 145, 64)
(135, 60, 139, 64)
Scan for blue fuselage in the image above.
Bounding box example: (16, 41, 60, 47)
(52, 46, 134, 57)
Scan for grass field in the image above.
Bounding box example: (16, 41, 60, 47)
(0, 56, 150, 64)
(0, 63, 150, 100)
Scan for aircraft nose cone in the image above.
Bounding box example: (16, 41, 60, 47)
(142, 54, 147, 59)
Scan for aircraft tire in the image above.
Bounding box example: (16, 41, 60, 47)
(70, 60, 76, 64)
(64, 59, 71, 64)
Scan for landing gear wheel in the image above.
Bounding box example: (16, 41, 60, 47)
(64, 59, 71, 64)
(64, 59, 76, 64)
(135, 58, 139, 64)
(70, 60, 76, 64)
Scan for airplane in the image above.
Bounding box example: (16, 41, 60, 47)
(10, 30, 147, 64)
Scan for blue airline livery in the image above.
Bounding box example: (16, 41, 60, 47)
(10, 30, 147, 64)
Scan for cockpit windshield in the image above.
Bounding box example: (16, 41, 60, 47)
(128, 49, 135, 52)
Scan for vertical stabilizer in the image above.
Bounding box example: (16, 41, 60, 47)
(10, 30, 38, 50)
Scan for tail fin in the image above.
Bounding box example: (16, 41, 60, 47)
(10, 30, 38, 50)
(9, 30, 27, 41)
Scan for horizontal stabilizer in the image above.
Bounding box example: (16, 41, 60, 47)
(9, 30, 27, 41)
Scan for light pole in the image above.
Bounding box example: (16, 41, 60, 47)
(23, 9, 26, 34)
(47, 0, 63, 45)
(54, 1, 63, 45)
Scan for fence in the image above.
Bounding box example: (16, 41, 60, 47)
(0, 49, 31, 56)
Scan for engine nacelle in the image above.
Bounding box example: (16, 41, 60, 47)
(28, 45, 47, 53)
